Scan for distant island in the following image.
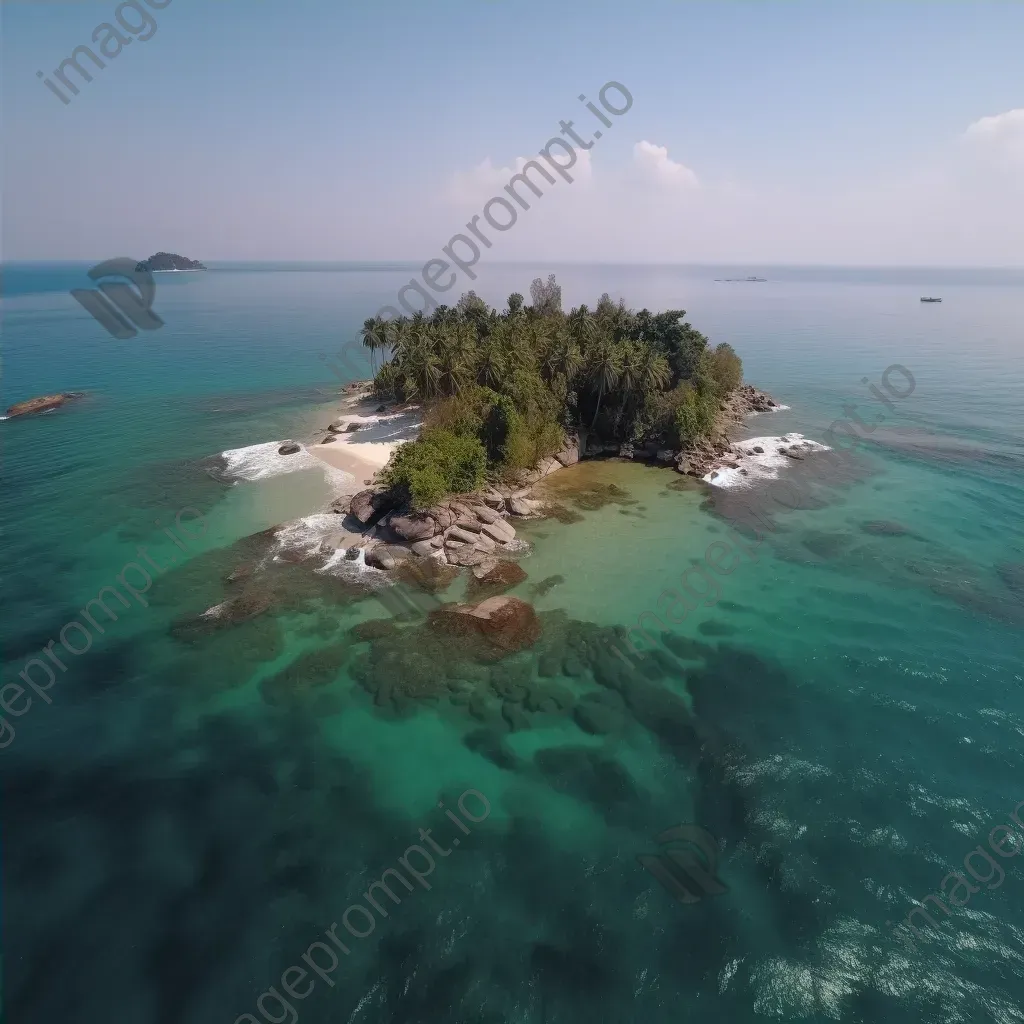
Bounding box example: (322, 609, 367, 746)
(715, 276, 767, 282)
(135, 252, 207, 272)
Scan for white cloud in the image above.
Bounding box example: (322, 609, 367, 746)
(963, 108, 1024, 168)
(448, 151, 592, 207)
(432, 113, 1022, 267)
(632, 141, 700, 188)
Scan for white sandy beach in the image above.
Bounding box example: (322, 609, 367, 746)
(308, 389, 422, 486)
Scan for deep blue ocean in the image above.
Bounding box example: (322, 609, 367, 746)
(3, 261, 1023, 1024)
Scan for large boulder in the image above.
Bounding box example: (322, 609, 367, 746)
(447, 545, 489, 567)
(427, 506, 457, 532)
(482, 489, 506, 510)
(390, 511, 438, 542)
(446, 525, 479, 545)
(508, 497, 540, 517)
(470, 505, 500, 525)
(278, 441, 301, 455)
(366, 544, 412, 571)
(481, 519, 516, 544)
(554, 446, 579, 467)
(468, 596, 541, 652)
(366, 545, 396, 571)
(349, 488, 393, 526)
(430, 596, 541, 653)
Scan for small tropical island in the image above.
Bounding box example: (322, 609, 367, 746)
(298, 274, 782, 572)
(135, 252, 207, 272)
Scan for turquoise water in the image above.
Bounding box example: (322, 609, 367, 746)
(3, 263, 1024, 1023)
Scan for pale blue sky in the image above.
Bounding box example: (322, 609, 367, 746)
(3, 0, 1022, 264)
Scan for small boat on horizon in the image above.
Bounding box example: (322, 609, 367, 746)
(920, 297, 942, 303)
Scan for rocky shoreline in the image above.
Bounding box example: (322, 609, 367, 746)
(291, 381, 783, 580)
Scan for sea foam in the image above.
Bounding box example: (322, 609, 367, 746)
(217, 440, 353, 490)
(702, 433, 831, 490)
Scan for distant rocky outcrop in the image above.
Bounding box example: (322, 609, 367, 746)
(5, 392, 83, 419)
(135, 252, 207, 272)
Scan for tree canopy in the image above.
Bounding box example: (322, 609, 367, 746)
(371, 276, 743, 507)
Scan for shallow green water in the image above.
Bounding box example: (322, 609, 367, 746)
(3, 263, 1024, 1023)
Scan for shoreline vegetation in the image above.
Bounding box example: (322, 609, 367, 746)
(303, 274, 780, 573)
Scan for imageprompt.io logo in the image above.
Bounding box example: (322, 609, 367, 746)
(71, 258, 164, 340)
(638, 824, 728, 905)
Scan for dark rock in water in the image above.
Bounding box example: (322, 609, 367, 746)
(801, 531, 851, 560)
(537, 650, 563, 677)
(698, 620, 737, 637)
(562, 651, 586, 677)
(320, 435, 337, 444)
(344, 422, 361, 432)
(5, 391, 83, 418)
(463, 726, 518, 769)
(278, 441, 301, 455)
(573, 691, 625, 735)
(376, 405, 387, 413)
(534, 746, 640, 821)
(502, 701, 530, 731)
(366, 544, 398, 571)
(225, 563, 252, 585)
(468, 559, 527, 599)
(349, 618, 397, 642)
(531, 574, 565, 598)
(395, 557, 459, 594)
(429, 596, 541, 654)
(997, 563, 1024, 598)
(752, 446, 764, 454)
(260, 643, 349, 707)
(524, 680, 573, 713)
(344, 546, 361, 560)
(862, 520, 912, 537)
(490, 658, 532, 702)
(541, 503, 585, 525)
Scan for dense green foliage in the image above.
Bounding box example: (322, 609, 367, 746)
(363, 277, 742, 506)
(380, 427, 487, 509)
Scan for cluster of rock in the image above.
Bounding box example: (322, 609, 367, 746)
(582, 385, 782, 479)
(337, 444, 581, 570)
(4, 392, 83, 419)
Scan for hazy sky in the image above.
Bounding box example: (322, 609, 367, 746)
(3, 0, 1022, 265)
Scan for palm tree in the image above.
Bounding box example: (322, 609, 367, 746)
(360, 316, 391, 375)
(639, 344, 671, 395)
(616, 341, 642, 421)
(587, 336, 621, 430)
(435, 324, 471, 397)
(475, 333, 506, 390)
(567, 304, 597, 348)
(402, 322, 441, 401)
(542, 329, 582, 385)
